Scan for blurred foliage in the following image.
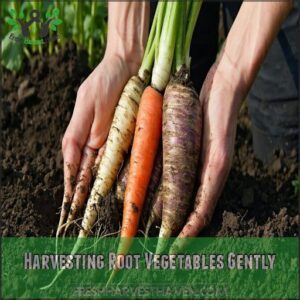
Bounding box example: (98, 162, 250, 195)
(1, 0, 108, 72)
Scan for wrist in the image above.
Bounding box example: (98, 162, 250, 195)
(217, 1, 293, 102)
(214, 49, 248, 112)
(104, 1, 149, 76)
(104, 38, 144, 76)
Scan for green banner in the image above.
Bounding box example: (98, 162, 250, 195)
(1, 237, 298, 299)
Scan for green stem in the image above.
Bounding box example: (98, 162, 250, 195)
(31, 1, 39, 53)
(78, 1, 84, 50)
(99, 18, 107, 58)
(49, 30, 53, 55)
(138, 37, 156, 82)
(138, 0, 166, 81)
(38, 1, 42, 54)
(184, 0, 203, 68)
(151, 1, 181, 91)
(56, 0, 65, 47)
(155, 1, 167, 61)
(143, 4, 158, 59)
(174, 1, 186, 70)
(73, 1, 78, 45)
(14, 0, 21, 15)
(23, 47, 32, 60)
(48, 4, 54, 56)
(88, 0, 97, 67)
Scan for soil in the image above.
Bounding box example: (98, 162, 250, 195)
(1, 43, 299, 237)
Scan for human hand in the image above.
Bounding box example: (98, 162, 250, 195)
(56, 2, 149, 236)
(174, 51, 246, 241)
(57, 53, 141, 236)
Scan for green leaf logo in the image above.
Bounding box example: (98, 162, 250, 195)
(8, 8, 17, 18)
(52, 7, 60, 18)
(6, 17, 17, 26)
(48, 7, 63, 32)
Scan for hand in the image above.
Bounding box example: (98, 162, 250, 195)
(174, 0, 292, 242)
(57, 53, 141, 235)
(62, 53, 139, 163)
(177, 51, 246, 239)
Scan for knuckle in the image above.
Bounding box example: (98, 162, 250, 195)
(62, 134, 74, 155)
(61, 135, 69, 154)
(76, 83, 88, 100)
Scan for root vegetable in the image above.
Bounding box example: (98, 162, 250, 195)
(93, 143, 106, 175)
(157, 71, 202, 252)
(79, 75, 146, 237)
(107, 86, 162, 286)
(115, 157, 130, 209)
(156, 0, 203, 253)
(120, 86, 162, 243)
(116, 147, 162, 224)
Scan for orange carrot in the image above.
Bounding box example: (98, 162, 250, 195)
(121, 86, 162, 245)
(107, 86, 162, 286)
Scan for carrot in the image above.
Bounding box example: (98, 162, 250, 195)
(107, 86, 162, 286)
(115, 157, 130, 210)
(116, 147, 162, 223)
(155, 0, 203, 253)
(121, 86, 162, 242)
(93, 143, 106, 176)
(63, 144, 106, 235)
(156, 70, 202, 253)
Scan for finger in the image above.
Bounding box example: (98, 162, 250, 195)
(57, 158, 79, 236)
(57, 87, 94, 236)
(57, 138, 82, 236)
(64, 146, 98, 234)
(170, 148, 231, 253)
(66, 85, 94, 149)
(179, 142, 232, 238)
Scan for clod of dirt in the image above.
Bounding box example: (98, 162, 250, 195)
(17, 79, 35, 101)
(221, 212, 240, 231)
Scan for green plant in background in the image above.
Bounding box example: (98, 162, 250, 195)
(1, 0, 108, 72)
(291, 175, 300, 195)
(1, 1, 24, 72)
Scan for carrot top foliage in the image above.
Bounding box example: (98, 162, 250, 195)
(1, 0, 107, 72)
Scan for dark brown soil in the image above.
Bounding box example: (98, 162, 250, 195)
(1, 44, 299, 237)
